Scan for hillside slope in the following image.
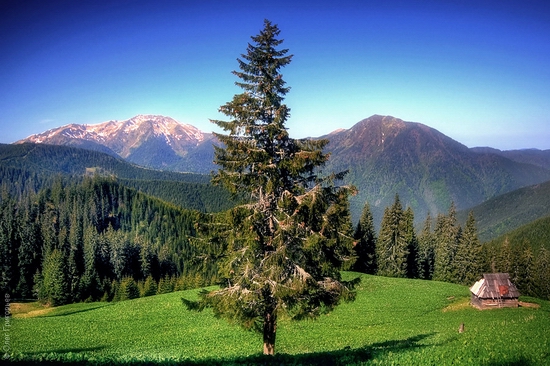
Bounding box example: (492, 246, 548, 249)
(472, 147, 550, 170)
(10, 275, 550, 364)
(0, 143, 235, 212)
(485, 215, 550, 252)
(457, 179, 550, 242)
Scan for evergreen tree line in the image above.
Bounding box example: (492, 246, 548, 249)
(484, 238, 550, 301)
(352, 195, 550, 300)
(2, 175, 549, 307)
(1, 155, 236, 216)
(0, 176, 222, 306)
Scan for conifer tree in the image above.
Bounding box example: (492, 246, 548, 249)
(417, 213, 436, 280)
(81, 226, 103, 300)
(404, 207, 419, 278)
(141, 275, 157, 297)
(157, 275, 175, 295)
(353, 201, 377, 274)
(376, 195, 408, 278)
(16, 198, 40, 298)
(534, 247, 550, 300)
(515, 242, 536, 297)
(184, 20, 357, 355)
(433, 203, 460, 283)
(117, 277, 140, 301)
(0, 193, 16, 301)
(454, 211, 482, 285)
(497, 236, 513, 274)
(40, 249, 69, 306)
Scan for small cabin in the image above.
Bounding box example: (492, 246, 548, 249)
(470, 273, 520, 310)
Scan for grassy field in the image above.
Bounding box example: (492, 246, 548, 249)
(6, 273, 550, 365)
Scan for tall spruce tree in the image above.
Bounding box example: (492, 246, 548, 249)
(353, 201, 377, 274)
(514, 242, 536, 297)
(403, 207, 419, 279)
(417, 213, 436, 280)
(433, 203, 460, 283)
(184, 20, 358, 355)
(454, 211, 482, 285)
(376, 195, 408, 278)
(40, 249, 69, 306)
(534, 247, 550, 300)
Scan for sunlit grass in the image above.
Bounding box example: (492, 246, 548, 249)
(8, 274, 550, 365)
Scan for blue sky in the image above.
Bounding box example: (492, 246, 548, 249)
(1, 0, 549, 149)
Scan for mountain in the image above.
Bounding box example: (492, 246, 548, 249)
(471, 147, 550, 170)
(15, 114, 550, 225)
(321, 115, 550, 226)
(17, 115, 217, 173)
(456, 179, 550, 242)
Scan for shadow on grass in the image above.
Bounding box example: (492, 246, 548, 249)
(6, 333, 435, 365)
(40, 303, 113, 318)
(484, 358, 537, 366)
(15, 346, 107, 356)
(6, 346, 107, 365)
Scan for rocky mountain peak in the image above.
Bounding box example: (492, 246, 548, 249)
(17, 115, 215, 172)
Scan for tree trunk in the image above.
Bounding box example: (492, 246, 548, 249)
(262, 309, 277, 355)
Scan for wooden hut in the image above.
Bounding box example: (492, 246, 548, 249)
(470, 273, 520, 309)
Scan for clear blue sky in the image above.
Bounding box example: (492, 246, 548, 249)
(1, 0, 549, 150)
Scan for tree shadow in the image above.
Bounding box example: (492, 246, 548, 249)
(483, 359, 536, 366)
(6, 347, 107, 365)
(38, 303, 112, 318)
(8, 334, 539, 365)
(6, 333, 435, 365)
(16, 346, 107, 356)
(3, 333, 434, 366)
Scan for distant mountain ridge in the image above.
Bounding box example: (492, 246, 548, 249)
(471, 146, 550, 170)
(17, 115, 217, 173)
(456, 179, 550, 242)
(16, 114, 550, 224)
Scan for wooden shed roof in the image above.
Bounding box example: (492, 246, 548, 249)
(470, 273, 520, 299)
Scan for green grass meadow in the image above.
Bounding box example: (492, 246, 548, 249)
(7, 274, 550, 365)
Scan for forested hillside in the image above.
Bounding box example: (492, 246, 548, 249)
(482, 216, 550, 300)
(457, 179, 550, 241)
(0, 143, 209, 182)
(485, 215, 550, 252)
(0, 143, 238, 213)
(322, 116, 550, 226)
(0, 177, 224, 305)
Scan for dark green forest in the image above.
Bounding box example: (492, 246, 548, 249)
(0, 176, 227, 305)
(0, 143, 240, 212)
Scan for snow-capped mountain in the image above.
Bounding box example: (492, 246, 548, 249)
(17, 115, 216, 172)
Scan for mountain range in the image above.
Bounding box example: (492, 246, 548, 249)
(16, 114, 550, 226)
(18, 115, 217, 173)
